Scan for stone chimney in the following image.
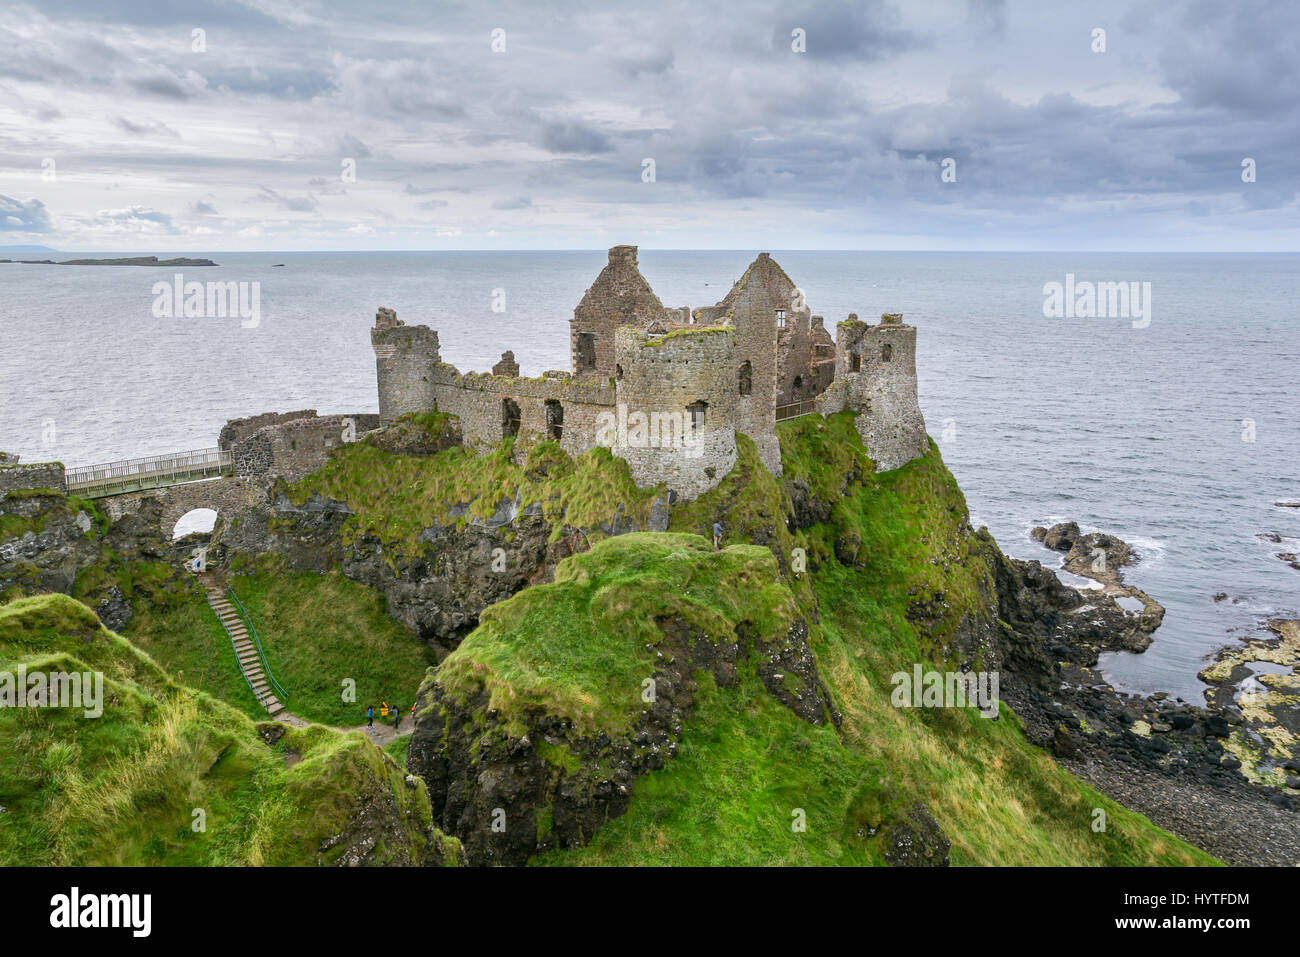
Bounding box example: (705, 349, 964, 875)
(492, 350, 520, 377)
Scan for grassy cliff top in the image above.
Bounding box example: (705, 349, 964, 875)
(0, 593, 457, 866)
(291, 422, 665, 559)
(433, 533, 794, 735)
(421, 413, 1215, 866)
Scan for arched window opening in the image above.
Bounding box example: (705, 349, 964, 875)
(173, 508, 217, 540)
(545, 399, 564, 441)
(738, 360, 752, 396)
(502, 398, 521, 438)
(881, 343, 893, 362)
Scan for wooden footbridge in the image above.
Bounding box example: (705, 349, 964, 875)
(65, 447, 233, 498)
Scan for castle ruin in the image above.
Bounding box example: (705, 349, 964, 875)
(372, 246, 928, 498)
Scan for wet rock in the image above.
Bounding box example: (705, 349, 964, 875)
(1040, 521, 1080, 551)
(880, 803, 950, 867)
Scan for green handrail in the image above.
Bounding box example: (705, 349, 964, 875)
(226, 587, 289, 704)
(216, 608, 272, 709)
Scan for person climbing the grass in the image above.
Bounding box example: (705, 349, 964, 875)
(712, 520, 723, 550)
(366, 704, 374, 727)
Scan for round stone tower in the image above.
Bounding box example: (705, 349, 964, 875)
(370, 307, 442, 425)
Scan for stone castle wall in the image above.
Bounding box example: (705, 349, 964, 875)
(100, 476, 271, 539)
(0, 462, 67, 496)
(428, 365, 615, 460)
(367, 251, 930, 497)
(701, 254, 783, 476)
(614, 325, 738, 498)
(231, 413, 380, 483)
(218, 409, 317, 450)
(569, 245, 667, 379)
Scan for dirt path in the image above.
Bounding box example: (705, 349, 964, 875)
(270, 708, 414, 747)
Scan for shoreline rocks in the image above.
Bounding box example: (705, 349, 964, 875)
(1023, 521, 1163, 652)
(1001, 522, 1300, 864)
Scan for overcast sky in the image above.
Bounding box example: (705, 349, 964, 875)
(1, 0, 1297, 251)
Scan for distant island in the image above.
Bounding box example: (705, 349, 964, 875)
(0, 255, 218, 266)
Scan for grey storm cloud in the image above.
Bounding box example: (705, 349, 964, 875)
(0, 0, 1297, 248)
(257, 186, 320, 213)
(0, 195, 51, 231)
(539, 120, 614, 154)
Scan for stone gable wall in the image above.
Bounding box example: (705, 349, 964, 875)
(569, 245, 667, 379)
(702, 254, 784, 476)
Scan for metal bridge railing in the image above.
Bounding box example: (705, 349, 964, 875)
(65, 447, 232, 495)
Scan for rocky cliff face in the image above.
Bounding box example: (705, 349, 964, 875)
(214, 489, 584, 659)
(406, 537, 839, 866)
(0, 490, 199, 632)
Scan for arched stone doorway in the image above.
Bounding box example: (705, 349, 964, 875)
(172, 507, 218, 539)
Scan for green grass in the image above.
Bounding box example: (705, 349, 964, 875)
(382, 736, 411, 769)
(228, 561, 435, 726)
(434, 533, 794, 736)
(2, 409, 1219, 866)
(455, 413, 1214, 866)
(125, 559, 434, 728)
(0, 593, 457, 866)
(291, 425, 664, 560)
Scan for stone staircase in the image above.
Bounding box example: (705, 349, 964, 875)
(201, 579, 286, 717)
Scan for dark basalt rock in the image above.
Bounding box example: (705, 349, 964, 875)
(880, 802, 950, 867)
